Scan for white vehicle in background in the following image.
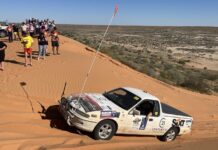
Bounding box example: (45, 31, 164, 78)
(0, 22, 8, 38)
(59, 87, 193, 141)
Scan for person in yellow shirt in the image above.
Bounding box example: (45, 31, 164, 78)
(21, 32, 34, 66)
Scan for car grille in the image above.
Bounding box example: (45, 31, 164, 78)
(65, 102, 71, 110)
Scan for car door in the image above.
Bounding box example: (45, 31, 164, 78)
(122, 100, 165, 135)
(121, 100, 152, 135)
(121, 110, 148, 135)
(143, 100, 167, 135)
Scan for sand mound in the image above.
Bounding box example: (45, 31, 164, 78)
(0, 36, 218, 150)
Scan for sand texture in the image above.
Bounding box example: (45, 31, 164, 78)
(0, 36, 218, 150)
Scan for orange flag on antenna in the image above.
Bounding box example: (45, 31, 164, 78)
(114, 4, 119, 16)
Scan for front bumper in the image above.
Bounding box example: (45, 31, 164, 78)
(59, 105, 97, 132)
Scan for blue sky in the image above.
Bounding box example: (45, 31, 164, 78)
(1, 0, 217, 26)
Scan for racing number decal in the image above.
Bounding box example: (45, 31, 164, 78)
(172, 119, 185, 127)
(159, 118, 166, 128)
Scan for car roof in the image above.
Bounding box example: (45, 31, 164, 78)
(123, 87, 160, 101)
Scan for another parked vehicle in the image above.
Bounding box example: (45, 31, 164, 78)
(0, 22, 8, 38)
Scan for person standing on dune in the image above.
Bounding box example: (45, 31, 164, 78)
(29, 23, 35, 37)
(51, 27, 60, 55)
(7, 25, 13, 43)
(21, 32, 34, 67)
(37, 33, 48, 60)
(44, 30, 49, 56)
(0, 41, 7, 71)
(13, 24, 20, 41)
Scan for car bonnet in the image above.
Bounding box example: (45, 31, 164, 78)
(82, 93, 123, 112)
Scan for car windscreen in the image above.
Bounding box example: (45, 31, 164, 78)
(103, 88, 141, 110)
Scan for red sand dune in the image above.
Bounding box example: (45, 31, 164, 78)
(0, 36, 218, 150)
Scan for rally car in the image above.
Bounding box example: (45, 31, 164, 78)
(59, 87, 193, 141)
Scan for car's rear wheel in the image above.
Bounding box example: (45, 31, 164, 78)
(93, 120, 116, 140)
(159, 127, 179, 142)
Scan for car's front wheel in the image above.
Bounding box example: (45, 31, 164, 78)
(159, 127, 179, 142)
(93, 120, 116, 140)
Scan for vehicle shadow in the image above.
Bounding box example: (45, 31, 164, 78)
(38, 102, 89, 136)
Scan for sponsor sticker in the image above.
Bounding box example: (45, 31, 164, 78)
(132, 118, 141, 129)
(132, 117, 147, 130)
(100, 111, 120, 118)
(111, 112, 120, 117)
(152, 128, 167, 132)
(186, 120, 192, 123)
(185, 119, 192, 126)
(159, 118, 166, 128)
(133, 96, 140, 101)
(139, 117, 147, 130)
(172, 118, 185, 127)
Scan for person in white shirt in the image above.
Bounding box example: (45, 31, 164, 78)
(29, 23, 35, 37)
(21, 22, 27, 36)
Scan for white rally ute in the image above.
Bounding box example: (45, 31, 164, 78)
(59, 87, 193, 141)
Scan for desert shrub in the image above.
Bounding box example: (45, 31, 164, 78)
(160, 68, 185, 85)
(178, 70, 217, 94)
(118, 50, 124, 55)
(110, 45, 119, 50)
(214, 80, 218, 92)
(201, 70, 218, 81)
(168, 49, 173, 53)
(163, 63, 174, 70)
(146, 67, 157, 77)
(167, 54, 173, 59)
(178, 60, 186, 65)
(181, 78, 211, 94)
(82, 38, 90, 45)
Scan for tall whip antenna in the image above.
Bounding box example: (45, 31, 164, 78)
(77, 4, 119, 102)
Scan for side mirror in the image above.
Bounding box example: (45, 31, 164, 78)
(132, 109, 140, 116)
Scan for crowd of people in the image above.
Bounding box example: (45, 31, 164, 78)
(0, 18, 60, 71)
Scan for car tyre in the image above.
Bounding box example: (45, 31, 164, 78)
(158, 127, 179, 142)
(93, 120, 116, 140)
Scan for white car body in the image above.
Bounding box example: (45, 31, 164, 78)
(0, 25, 8, 30)
(0, 23, 8, 38)
(59, 87, 193, 140)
